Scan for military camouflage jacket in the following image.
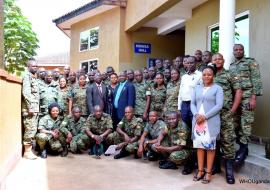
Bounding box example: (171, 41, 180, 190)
(118, 116, 143, 137)
(58, 87, 71, 115)
(83, 113, 113, 135)
(230, 57, 263, 97)
(144, 120, 167, 139)
(60, 116, 86, 136)
(150, 85, 166, 117)
(165, 80, 180, 112)
(71, 85, 88, 116)
(134, 81, 151, 116)
(214, 68, 241, 110)
(165, 122, 190, 147)
(38, 115, 63, 131)
(39, 82, 59, 114)
(22, 70, 40, 115)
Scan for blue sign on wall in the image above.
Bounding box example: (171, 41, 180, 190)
(134, 43, 151, 54)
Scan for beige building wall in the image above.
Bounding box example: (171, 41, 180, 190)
(0, 70, 22, 188)
(125, 0, 180, 31)
(185, 0, 270, 138)
(70, 7, 121, 73)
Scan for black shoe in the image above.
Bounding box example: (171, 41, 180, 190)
(235, 143, 248, 166)
(182, 165, 193, 175)
(40, 149, 47, 159)
(159, 161, 178, 169)
(147, 151, 158, 161)
(88, 147, 94, 155)
(61, 146, 68, 157)
(225, 159, 235, 184)
(159, 160, 167, 165)
(114, 149, 129, 159)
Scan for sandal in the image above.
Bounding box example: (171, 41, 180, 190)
(202, 171, 212, 184)
(193, 170, 205, 181)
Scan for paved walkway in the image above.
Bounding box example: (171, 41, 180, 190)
(5, 154, 269, 190)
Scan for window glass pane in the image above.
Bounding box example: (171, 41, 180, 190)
(89, 60, 98, 71)
(81, 61, 88, 74)
(210, 14, 249, 56)
(89, 28, 99, 49)
(80, 30, 89, 51)
(235, 17, 249, 56)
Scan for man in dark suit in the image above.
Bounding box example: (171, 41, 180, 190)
(113, 71, 135, 126)
(86, 73, 107, 114)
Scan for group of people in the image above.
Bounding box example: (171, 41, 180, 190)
(22, 43, 263, 185)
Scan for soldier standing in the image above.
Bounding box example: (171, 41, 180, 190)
(39, 71, 58, 117)
(229, 44, 263, 166)
(22, 58, 39, 159)
(164, 69, 180, 115)
(213, 53, 242, 184)
(134, 70, 151, 121)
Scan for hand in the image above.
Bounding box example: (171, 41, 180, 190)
(142, 112, 148, 121)
(116, 142, 126, 150)
(66, 133, 73, 143)
(137, 145, 144, 158)
(155, 146, 164, 153)
(143, 141, 149, 150)
(96, 135, 103, 144)
(124, 134, 131, 143)
(28, 109, 34, 117)
(249, 96, 256, 110)
(154, 142, 160, 147)
(52, 130, 59, 139)
(196, 114, 206, 124)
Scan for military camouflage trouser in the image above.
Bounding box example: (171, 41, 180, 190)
(235, 97, 255, 145)
(76, 134, 111, 151)
(220, 109, 236, 159)
(169, 149, 191, 165)
(35, 133, 64, 152)
(60, 133, 83, 153)
(107, 132, 139, 153)
(23, 114, 38, 145)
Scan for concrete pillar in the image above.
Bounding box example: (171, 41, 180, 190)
(218, 0, 235, 69)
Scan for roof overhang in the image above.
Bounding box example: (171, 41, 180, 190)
(53, 0, 126, 37)
(144, 0, 208, 35)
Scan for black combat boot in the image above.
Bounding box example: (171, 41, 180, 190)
(225, 159, 235, 184)
(114, 149, 129, 159)
(182, 156, 195, 175)
(61, 145, 68, 157)
(235, 143, 248, 166)
(40, 149, 47, 159)
(159, 160, 178, 169)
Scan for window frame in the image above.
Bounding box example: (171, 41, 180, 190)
(207, 10, 250, 54)
(79, 26, 100, 52)
(79, 58, 99, 74)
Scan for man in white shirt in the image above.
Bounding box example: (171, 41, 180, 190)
(178, 56, 202, 175)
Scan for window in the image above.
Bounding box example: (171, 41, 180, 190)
(80, 59, 98, 74)
(208, 11, 249, 56)
(79, 27, 99, 51)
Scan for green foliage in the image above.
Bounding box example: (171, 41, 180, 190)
(4, 0, 39, 76)
(211, 26, 240, 54)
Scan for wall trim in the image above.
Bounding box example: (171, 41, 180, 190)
(0, 69, 22, 84)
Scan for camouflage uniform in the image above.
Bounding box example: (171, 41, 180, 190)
(22, 71, 40, 145)
(164, 80, 180, 114)
(229, 57, 263, 144)
(59, 116, 86, 153)
(161, 122, 191, 165)
(58, 88, 71, 116)
(103, 78, 110, 87)
(214, 68, 241, 159)
(36, 115, 64, 152)
(39, 82, 58, 116)
(71, 85, 88, 117)
(134, 81, 151, 117)
(77, 113, 113, 150)
(107, 116, 143, 153)
(179, 67, 186, 77)
(144, 120, 168, 153)
(150, 85, 167, 118)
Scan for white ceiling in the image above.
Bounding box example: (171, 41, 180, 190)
(144, 0, 208, 35)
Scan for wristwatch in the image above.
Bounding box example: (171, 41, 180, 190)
(146, 141, 149, 145)
(91, 134, 95, 138)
